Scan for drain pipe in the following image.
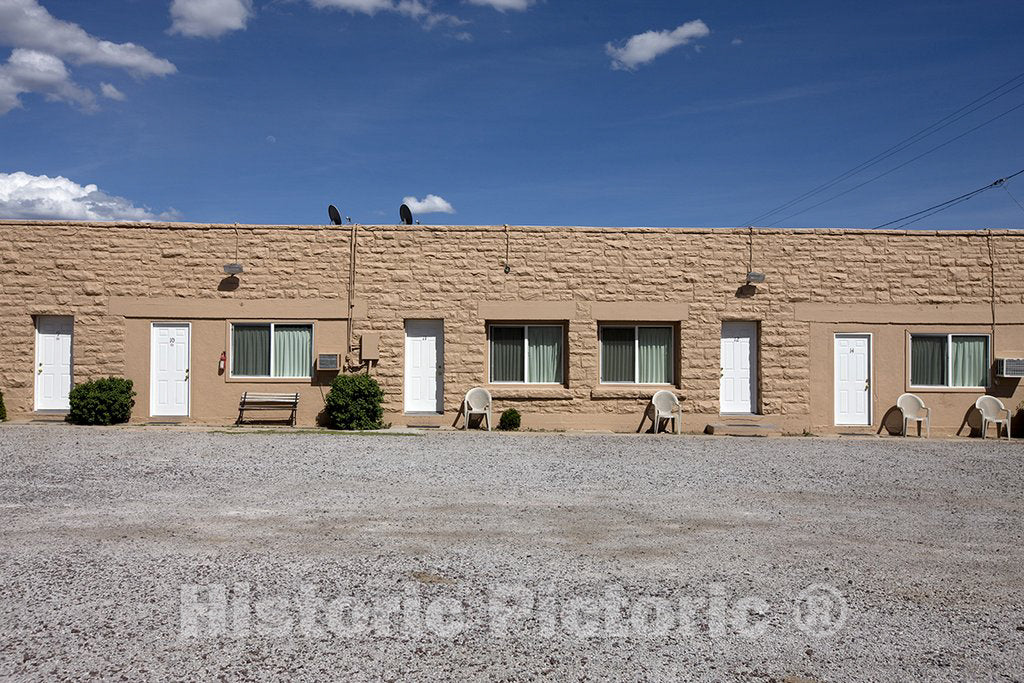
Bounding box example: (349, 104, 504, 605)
(346, 221, 358, 370)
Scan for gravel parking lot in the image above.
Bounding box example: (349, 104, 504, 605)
(0, 425, 1022, 681)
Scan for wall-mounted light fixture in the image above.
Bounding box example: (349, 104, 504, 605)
(746, 271, 765, 284)
(223, 263, 243, 276)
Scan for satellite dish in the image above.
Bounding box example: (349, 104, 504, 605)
(328, 204, 342, 226)
(399, 204, 413, 225)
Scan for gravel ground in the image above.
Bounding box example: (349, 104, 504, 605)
(0, 425, 1022, 682)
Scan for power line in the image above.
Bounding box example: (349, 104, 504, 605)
(1004, 184, 1024, 218)
(768, 99, 1024, 226)
(870, 168, 1024, 229)
(742, 70, 1024, 226)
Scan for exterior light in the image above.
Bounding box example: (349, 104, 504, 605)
(223, 263, 243, 276)
(746, 271, 765, 284)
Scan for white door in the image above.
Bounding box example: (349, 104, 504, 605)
(151, 323, 190, 416)
(720, 321, 758, 414)
(34, 316, 73, 411)
(834, 334, 871, 425)
(404, 320, 444, 413)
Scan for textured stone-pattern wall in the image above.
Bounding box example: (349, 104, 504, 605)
(0, 224, 350, 416)
(1, 221, 1022, 429)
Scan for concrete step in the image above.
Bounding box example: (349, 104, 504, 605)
(704, 421, 783, 437)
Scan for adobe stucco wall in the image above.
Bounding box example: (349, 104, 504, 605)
(1, 220, 1022, 434)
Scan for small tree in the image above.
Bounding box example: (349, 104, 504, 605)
(498, 408, 521, 431)
(67, 377, 135, 425)
(325, 374, 384, 430)
(0, 388, 7, 422)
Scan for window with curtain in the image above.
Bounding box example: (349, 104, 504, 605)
(910, 334, 989, 387)
(489, 325, 563, 384)
(231, 323, 313, 378)
(600, 326, 673, 384)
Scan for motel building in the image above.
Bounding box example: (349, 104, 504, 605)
(1, 219, 1022, 436)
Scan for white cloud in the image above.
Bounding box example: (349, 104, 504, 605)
(402, 194, 455, 214)
(0, 171, 168, 221)
(309, 0, 465, 29)
(169, 0, 254, 38)
(0, 49, 95, 114)
(0, 0, 176, 76)
(465, 0, 532, 11)
(731, 37, 743, 46)
(606, 19, 710, 71)
(99, 82, 125, 101)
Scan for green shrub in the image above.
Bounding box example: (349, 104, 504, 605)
(325, 373, 384, 430)
(498, 408, 521, 431)
(67, 377, 135, 425)
(0, 388, 7, 422)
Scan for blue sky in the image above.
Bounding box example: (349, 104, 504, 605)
(0, 0, 1022, 228)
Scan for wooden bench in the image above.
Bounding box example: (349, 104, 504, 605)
(237, 392, 300, 426)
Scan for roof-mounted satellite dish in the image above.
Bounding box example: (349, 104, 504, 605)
(399, 204, 413, 226)
(328, 204, 342, 226)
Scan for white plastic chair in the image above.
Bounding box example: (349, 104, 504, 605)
(976, 395, 1011, 440)
(897, 393, 930, 438)
(647, 390, 682, 434)
(462, 387, 492, 431)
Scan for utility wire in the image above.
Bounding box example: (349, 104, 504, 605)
(1004, 184, 1024, 218)
(742, 70, 1024, 226)
(767, 99, 1024, 227)
(870, 168, 1024, 229)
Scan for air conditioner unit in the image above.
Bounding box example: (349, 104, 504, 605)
(995, 358, 1024, 378)
(316, 353, 340, 371)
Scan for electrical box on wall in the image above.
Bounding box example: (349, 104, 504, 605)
(316, 353, 340, 371)
(361, 333, 380, 361)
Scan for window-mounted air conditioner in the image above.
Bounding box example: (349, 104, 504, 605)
(316, 353, 340, 371)
(995, 358, 1024, 378)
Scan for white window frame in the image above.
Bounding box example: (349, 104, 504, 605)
(488, 324, 564, 384)
(909, 333, 991, 389)
(230, 322, 314, 379)
(599, 324, 674, 385)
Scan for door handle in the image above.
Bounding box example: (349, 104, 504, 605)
(184, 368, 190, 381)
(37, 362, 42, 375)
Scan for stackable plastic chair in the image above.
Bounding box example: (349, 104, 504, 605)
(897, 393, 930, 438)
(462, 387, 492, 431)
(976, 395, 1011, 440)
(647, 390, 682, 434)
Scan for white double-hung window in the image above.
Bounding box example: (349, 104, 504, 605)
(489, 325, 564, 384)
(600, 325, 673, 384)
(231, 323, 313, 378)
(910, 333, 989, 388)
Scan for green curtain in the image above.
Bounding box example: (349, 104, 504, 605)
(601, 327, 635, 382)
(911, 336, 946, 386)
(951, 336, 988, 387)
(527, 326, 563, 383)
(638, 327, 672, 384)
(232, 325, 270, 376)
(491, 327, 525, 382)
(274, 325, 312, 377)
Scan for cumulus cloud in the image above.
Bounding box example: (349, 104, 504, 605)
(0, 49, 95, 114)
(0, 0, 175, 115)
(606, 19, 710, 71)
(465, 0, 532, 11)
(0, 171, 169, 221)
(169, 0, 253, 38)
(309, 0, 465, 29)
(99, 82, 124, 100)
(402, 194, 455, 214)
(0, 0, 175, 76)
